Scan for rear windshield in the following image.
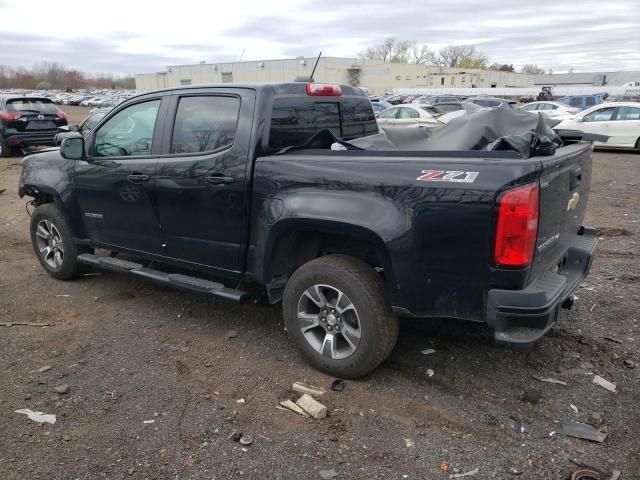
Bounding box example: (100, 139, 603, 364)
(269, 97, 377, 150)
(7, 98, 59, 114)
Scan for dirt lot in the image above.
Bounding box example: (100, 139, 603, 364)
(0, 107, 639, 479)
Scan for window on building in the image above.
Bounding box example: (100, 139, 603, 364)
(180, 79, 192, 86)
(440, 77, 445, 86)
(450, 77, 455, 85)
(170, 96, 240, 154)
(406, 76, 411, 80)
(461, 76, 466, 83)
(395, 75, 401, 81)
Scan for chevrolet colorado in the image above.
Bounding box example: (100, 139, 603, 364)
(19, 83, 597, 377)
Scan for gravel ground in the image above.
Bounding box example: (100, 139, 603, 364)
(0, 109, 638, 479)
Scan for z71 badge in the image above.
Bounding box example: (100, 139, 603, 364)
(417, 170, 479, 183)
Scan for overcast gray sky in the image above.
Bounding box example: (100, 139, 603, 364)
(0, 0, 638, 75)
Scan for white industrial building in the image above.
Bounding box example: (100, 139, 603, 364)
(534, 71, 640, 87)
(135, 56, 534, 94)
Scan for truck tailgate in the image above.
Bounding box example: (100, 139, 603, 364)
(530, 143, 593, 281)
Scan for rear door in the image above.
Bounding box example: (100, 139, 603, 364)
(154, 88, 255, 272)
(579, 106, 617, 146)
(608, 105, 640, 147)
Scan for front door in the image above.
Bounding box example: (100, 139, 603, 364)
(579, 106, 616, 147)
(155, 89, 255, 272)
(75, 98, 166, 254)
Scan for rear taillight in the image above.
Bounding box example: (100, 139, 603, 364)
(56, 111, 68, 119)
(494, 182, 539, 267)
(0, 111, 22, 121)
(306, 83, 341, 96)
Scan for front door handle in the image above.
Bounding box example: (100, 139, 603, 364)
(128, 174, 150, 183)
(206, 175, 234, 185)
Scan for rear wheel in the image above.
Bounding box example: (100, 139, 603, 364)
(30, 204, 91, 280)
(635, 137, 640, 153)
(0, 135, 19, 158)
(283, 255, 399, 378)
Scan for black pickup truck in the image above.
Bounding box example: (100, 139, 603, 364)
(18, 82, 597, 377)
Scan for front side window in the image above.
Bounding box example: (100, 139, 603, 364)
(81, 112, 106, 133)
(94, 100, 160, 157)
(377, 108, 398, 119)
(583, 107, 616, 122)
(171, 96, 240, 154)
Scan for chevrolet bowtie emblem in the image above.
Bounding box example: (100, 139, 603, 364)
(567, 192, 580, 211)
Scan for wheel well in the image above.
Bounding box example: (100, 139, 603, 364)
(267, 230, 392, 303)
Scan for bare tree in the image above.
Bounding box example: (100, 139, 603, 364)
(360, 38, 413, 64)
(410, 44, 436, 65)
(435, 45, 479, 67)
(521, 64, 545, 75)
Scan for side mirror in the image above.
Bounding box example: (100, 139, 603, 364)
(69, 124, 80, 132)
(60, 135, 86, 160)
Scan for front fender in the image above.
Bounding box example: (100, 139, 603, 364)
(19, 150, 84, 237)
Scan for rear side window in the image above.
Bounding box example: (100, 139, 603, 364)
(616, 106, 640, 120)
(569, 97, 582, 107)
(7, 98, 59, 114)
(585, 97, 596, 106)
(171, 96, 240, 154)
(341, 99, 377, 139)
(269, 98, 377, 149)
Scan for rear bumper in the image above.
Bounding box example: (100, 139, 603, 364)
(3, 131, 58, 147)
(487, 226, 598, 345)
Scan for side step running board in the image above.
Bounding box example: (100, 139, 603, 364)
(77, 253, 248, 302)
(494, 322, 555, 346)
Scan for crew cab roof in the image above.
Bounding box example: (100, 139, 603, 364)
(131, 82, 368, 98)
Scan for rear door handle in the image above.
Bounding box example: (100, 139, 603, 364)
(128, 174, 150, 183)
(206, 175, 234, 185)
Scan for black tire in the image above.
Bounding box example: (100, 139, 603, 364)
(635, 137, 640, 153)
(0, 135, 19, 158)
(283, 255, 399, 378)
(30, 203, 91, 280)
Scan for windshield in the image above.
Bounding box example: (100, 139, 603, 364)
(420, 106, 446, 117)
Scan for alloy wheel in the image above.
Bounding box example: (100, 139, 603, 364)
(296, 284, 362, 360)
(35, 219, 65, 269)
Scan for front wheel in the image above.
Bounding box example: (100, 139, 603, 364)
(30, 204, 91, 280)
(283, 255, 399, 378)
